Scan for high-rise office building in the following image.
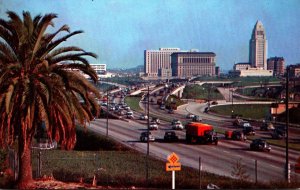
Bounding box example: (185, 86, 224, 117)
(267, 57, 285, 76)
(249, 21, 268, 69)
(144, 48, 180, 77)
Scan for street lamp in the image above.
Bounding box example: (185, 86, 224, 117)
(146, 86, 150, 187)
(285, 66, 290, 183)
(106, 77, 109, 137)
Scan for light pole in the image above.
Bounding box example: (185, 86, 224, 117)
(106, 77, 109, 137)
(146, 86, 150, 186)
(231, 85, 234, 116)
(285, 66, 290, 183)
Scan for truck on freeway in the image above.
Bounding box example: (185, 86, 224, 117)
(185, 122, 218, 145)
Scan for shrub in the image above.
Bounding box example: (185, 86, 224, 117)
(75, 128, 130, 151)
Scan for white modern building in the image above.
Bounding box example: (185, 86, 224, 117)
(91, 64, 106, 75)
(249, 20, 268, 69)
(233, 63, 251, 71)
(144, 48, 181, 78)
(230, 67, 273, 77)
(81, 64, 114, 79)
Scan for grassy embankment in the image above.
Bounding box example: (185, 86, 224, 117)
(182, 84, 224, 100)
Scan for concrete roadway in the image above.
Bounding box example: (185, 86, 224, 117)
(88, 117, 300, 183)
(95, 86, 300, 183)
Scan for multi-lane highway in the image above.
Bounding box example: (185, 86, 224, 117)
(94, 84, 300, 183)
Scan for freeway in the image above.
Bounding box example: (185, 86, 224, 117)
(88, 118, 300, 183)
(96, 84, 300, 183)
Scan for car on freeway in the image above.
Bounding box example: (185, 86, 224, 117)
(260, 122, 275, 131)
(160, 104, 166, 110)
(171, 119, 182, 125)
(239, 121, 251, 128)
(101, 102, 108, 106)
(168, 109, 174, 114)
(140, 132, 155, 142)
(126, 111, 134, 119)
(149, 122, 159, 130)
(186, 113, 195, 119)
(211, 101, 218, 105)
(164, 131, 179, 142)
(271, 126, 286, 139)
(225, 130, 246, 141)
(192, 115, 202, 122)
(243, 126, 255, 136)
(250, 139, 271, 152)
(124, 106, 131, 111)
(204, 107, 209, 113)
(139, 114, 148, 120)
(151, 117, 161, 124)
(172, 123, 184, 130)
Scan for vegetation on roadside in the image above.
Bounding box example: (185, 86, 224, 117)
(125, 96, 143, 112)
(210, 104, 270, 119)
(182, 84, 224, 100)
(235, 86, 283, 100)
(165, 94, 186, 109)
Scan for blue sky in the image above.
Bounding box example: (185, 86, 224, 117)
(0, 0, 299, 72)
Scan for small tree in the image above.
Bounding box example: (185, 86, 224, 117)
(231, 158, 250, 181)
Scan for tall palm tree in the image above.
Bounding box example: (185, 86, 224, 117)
(0, 11, 100, 188)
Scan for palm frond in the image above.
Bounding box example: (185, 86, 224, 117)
(38, 30, 83, 59)
(0, 41, 17, 62)
(47, 46, 85, 58)
(32, 13, 57, 58)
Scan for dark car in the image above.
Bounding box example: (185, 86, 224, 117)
(250, 139, 271, 152)
(271, 127, 286, 139)
(151, 117, 161, 124)
(192, 115, 202, 122)
(204, 107, 209, 113)
(164, 131, 179, 142)
(168, 109, 174, 114)
(225, 130, 246, 141)
(243, 126, 255, 136)
(260, 122, 274, 131)
(140, 132, 155, 142)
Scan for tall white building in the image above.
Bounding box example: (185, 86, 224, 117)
(249, 21, 268, 69)
(144, 48, 180, 77)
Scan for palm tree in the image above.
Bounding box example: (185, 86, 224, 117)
(0, 11, 100, 188)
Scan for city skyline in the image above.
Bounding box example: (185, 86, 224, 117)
(0, 0, 299, 72)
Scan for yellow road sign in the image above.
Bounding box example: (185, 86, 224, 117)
(166, 162, 181, 171)
(167, 152, 180, 164)
(166, 152, 181, 171)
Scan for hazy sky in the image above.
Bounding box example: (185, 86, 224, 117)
(0, 0, 299, 71)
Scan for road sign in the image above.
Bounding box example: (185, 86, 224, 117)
(166, 152, 181, 189)
(166, 162, 181, 171)
(166, 152, 181, 171)
(168, 152, 180, 164)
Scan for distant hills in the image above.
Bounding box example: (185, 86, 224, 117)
(108, 65, 143, 74)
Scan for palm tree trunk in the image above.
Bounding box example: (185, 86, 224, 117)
(17, 134, 33, 189)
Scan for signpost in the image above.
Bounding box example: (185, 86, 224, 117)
(166, 152, 181, 189)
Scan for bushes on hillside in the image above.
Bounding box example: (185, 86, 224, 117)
(74, 128, 130, 151)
